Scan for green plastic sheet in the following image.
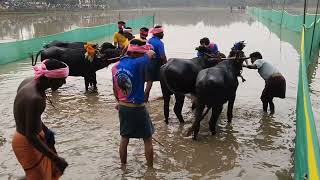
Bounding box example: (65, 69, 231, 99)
(0, 15, 154, 65)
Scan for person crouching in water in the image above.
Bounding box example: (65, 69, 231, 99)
(12, 59, 69, 179)
(245, 52, 286, 114)
(112, 39, 155, 167)
(196, 37, 220, 58)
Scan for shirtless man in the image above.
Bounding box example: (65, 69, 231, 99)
(12, 59, 69, 180)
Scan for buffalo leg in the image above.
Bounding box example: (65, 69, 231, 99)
(191, 95, 197, 110)
(227, 95, 236, 123)
(174, 94, 185, 123)
(92, 72, 97, 90)
(160, 79, 172, 124)
(209, 106, 223, 135)
(192, 103, 205, 140)
(84, 76, 89, 91)
(163, 95, 171, 124)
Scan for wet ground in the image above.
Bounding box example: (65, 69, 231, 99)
(0, 8, 319, 180)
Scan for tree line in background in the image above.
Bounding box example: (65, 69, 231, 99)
(0, 0, 309, 10)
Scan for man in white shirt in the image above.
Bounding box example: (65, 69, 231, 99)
(244, 52, 286, 114)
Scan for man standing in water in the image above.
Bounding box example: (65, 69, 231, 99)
(244, 52, 286, 114)
(145, 25, 167, 101)
(12, 59, 69, 179)
(112, 39, 155, 167)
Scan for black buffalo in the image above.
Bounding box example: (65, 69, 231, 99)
(160, 52, 225, 124)
(31, 44, 121, 91)
(188, 56, 249, 140)
(42, 40, 90, 49)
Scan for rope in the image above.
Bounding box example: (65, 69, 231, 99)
(309, 0, 320, 60)
(152, 137, 165, 147)
(45, 94, 56, 110)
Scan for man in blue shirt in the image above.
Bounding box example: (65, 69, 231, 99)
(145, 25, 167, 101)
(112, 39, 155, 167)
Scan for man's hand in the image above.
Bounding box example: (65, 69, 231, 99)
(115, 104, 119, 110)
(144, 93, 150, 103)
(54, 157, 68, 174)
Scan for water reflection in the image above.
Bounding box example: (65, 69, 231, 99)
(253, 115, 285, 151)
(0, 11, 133, 42)
(1, 8, 252, 43)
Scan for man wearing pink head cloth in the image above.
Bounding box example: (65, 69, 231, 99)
(112, 39, 155, 167)
(145, 25, 167, 101)
(12, 59, 69, 180)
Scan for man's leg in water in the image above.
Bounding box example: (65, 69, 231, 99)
(268, 97, 275, 114)
(119, 137, 129, 165)
(143, 137, 153, 167)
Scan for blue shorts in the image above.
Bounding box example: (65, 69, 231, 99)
(118, 105, 154, 139)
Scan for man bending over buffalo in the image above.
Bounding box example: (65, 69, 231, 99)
(12, 59, 69, 179)
(244, 52, 286, 114)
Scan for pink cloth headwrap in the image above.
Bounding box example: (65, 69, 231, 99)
(149, 27, 164, 34)
(33, 60, 69, 80)
(127, 44, 151, 53)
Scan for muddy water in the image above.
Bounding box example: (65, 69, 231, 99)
(0, 10, 145, 43)
(0, 8, 316, 179)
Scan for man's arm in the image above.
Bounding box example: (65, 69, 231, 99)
(121, 45, 128, 56)
(244, 64, 258, 69)
(25, 98, 67, 172)
(146, 50, 155, 59)
(160, 54, 167, 64)
(42, 122, 56, 153)
(159, 43, 167, 64)
(144, 81, 152, 102)
(144, 50, 156, 102)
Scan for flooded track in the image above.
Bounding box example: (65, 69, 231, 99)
(0, 8, 319, 179)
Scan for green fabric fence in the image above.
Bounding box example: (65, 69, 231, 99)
(248, 7, 320, 180)
(0, 15, 154, 65)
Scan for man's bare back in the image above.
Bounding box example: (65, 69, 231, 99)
(14, 78, 45, 135)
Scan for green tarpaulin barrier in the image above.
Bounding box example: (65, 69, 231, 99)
(0, 15, 154, 65)
(248, 7, 320, 180)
